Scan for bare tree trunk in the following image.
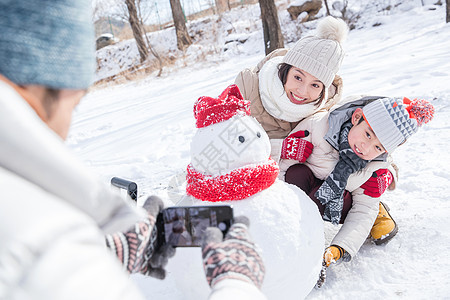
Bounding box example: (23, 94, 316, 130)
(323, 0, 331, 16)
(134, 1, 163, 76)
(447, 0, 450, 23)
(169, 0, 192, 51)
(125, 0, 148, 62)
(215, 0, 230, 15)
(143, 35, 163, 76)
(259, 0, 284, 55)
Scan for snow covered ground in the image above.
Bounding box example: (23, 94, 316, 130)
(68, 1, 450, 299)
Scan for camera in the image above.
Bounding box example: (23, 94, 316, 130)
(110, 177, 138, 201)
(156, 205, 234, 247)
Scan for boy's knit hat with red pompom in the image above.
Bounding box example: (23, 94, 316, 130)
(193, 84, 251, 128)
(363, 97, 435, 153)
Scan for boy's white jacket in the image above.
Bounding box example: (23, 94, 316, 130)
(278, 95, 399, 258)
(0, 81, 265, 299)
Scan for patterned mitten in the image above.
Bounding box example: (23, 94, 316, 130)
(281, 130, 314, 162)
(106, 195, 175, 279)
(360, 169, 393, 198)
(201, 216, 265, 289)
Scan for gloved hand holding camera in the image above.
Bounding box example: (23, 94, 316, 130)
(201, 216, 265, 290)
(105, 195, 175, 279)
(106, 195, 266, 298)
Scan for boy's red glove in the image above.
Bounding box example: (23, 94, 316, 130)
(360, 169, 393, 198)
(281, 130, 313, 162)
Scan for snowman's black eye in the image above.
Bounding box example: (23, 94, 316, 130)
(257, 132, 261, 138)
(238, 136, 245, 143)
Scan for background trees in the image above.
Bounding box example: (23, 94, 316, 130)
(446, 0, 449, 22)
(258, 0, 284, 55)
(125, 0, 149, 62)
(170, 0, 192, 50)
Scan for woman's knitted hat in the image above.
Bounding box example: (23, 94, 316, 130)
(363, 97, 434, 153)
(282, 16, 348, 89)
(0, 0, 95, 89)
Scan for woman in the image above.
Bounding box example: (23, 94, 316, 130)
(235, 16, 348, 163)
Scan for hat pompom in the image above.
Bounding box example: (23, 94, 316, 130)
(316, 16, 348, 44)
(404, 98, 435, 127)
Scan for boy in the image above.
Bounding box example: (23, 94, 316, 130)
(280, 95, 434, 270)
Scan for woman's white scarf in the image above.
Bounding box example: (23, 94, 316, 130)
(258, 56, 323, 122)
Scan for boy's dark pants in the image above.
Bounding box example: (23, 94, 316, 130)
(285, 164, 352, 224)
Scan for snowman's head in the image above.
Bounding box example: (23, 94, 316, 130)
(190, 85, 271, 175)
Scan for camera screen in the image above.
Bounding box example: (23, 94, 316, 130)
(162, 207, 220, 246)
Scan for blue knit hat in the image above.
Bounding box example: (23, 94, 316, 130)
(0, 0, 95, 89)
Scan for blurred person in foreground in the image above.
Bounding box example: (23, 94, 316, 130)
(0, 1, 265, 299)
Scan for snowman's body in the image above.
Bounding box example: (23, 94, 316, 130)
(171, 106, 325, 299)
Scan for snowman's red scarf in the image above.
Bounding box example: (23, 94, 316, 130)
(186, 158, 279, 202)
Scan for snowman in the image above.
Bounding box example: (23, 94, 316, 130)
(169, 85, 324, 300)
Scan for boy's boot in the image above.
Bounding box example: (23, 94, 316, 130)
(370, 202, 398, 245)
